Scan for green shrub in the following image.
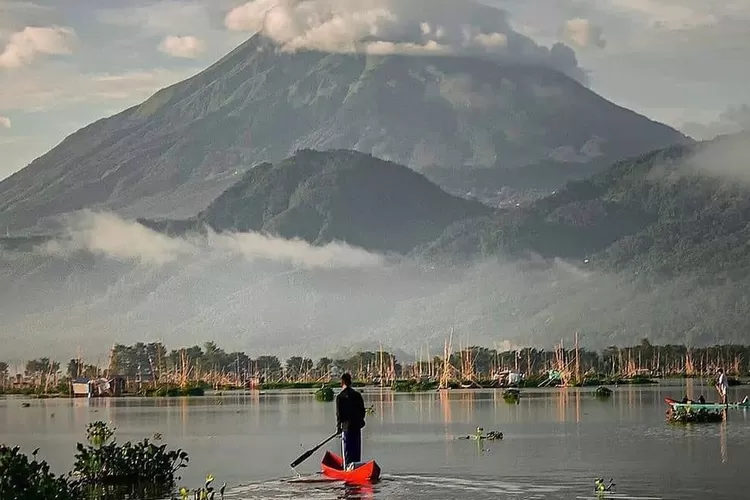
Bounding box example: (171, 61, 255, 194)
(594, 386, 613, 398)
(2, 421, 193, 500)
(0, 445, 76, 500)
(69, 421, 189, 499)
(314, 386, 335, 402)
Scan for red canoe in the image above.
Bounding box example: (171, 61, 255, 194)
(320, 451, 381, 483)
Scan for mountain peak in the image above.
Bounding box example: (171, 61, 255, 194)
(0, 35, 687, 232)
(141, 149, 492, 254)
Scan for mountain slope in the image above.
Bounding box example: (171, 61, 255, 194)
(0, 34, 687, 231)
(407, 132, 750, 346)
(141, 149, 492, 254)
(422, 132, 750, 276)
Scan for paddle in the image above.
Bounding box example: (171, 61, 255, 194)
(290, 432, 339, 468)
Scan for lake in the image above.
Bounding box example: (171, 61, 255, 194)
(2, 381, 749, 499)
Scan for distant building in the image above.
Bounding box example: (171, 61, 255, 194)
(70, 377, 125, 398)
(71, 378, 92, 398)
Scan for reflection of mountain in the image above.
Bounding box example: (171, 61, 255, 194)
(0, 34, 686, 231)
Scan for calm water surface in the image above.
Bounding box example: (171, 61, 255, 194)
(2, 382, 749, 499)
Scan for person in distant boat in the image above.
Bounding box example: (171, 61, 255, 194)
(716, 368, 729, 405)
(698, 395, 706, 404)
(336, 373, 366, 470)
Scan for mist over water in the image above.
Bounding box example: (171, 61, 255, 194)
(2, 135, 750, 363)
(0, 212, 712, 363)
(1, 211, 596, 362)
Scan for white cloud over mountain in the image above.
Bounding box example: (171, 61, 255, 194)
(0, 25, 76, 69)
(224, 0, 587, 83)
(0, 0, 749, 180)
(158, 35, 206, 58)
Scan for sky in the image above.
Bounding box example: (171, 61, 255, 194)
(1, 0, 749, 181)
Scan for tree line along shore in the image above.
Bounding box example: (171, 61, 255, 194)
(1, 338, 747, 398)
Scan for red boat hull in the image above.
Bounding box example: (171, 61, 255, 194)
(320, 451, 381, 483)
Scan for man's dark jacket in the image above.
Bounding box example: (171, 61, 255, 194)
(336, 386, 366, 432)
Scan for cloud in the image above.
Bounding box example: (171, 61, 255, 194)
(682, 132, 750, 185)
(6, 230, 742, 363)
(97, 1, 211, 33)
(0, 116, 10, 129)
(225, 0, 587, 83)
(564, 18, 606, 48)
(644, 131, 750, 190)
(42, 211, 198, 265)
(681, 104, 750, 141)
(42, 211, 384, 269)
(158, 35, 206, 58)
(206, 231, 385, 269)
(0, 26, 76, 69)
(482, 0, 750, 128)
(606, 0, 717, 30)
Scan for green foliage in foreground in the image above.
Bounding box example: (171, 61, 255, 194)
(0, 445, 75, 500)
(0, 421, 202, 500)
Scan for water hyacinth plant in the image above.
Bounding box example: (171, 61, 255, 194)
(594, 386, 613, 399)
(0, 421, 195, 500)
(179, 474, 227, 500)
(0, 445, 76, 500)
(314, 386, 335, 402)
(69, 421, 189, 498)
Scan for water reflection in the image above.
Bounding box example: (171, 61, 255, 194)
(439, 389, 451, 425)
(720, 411, 728, 464)
(3, 384, 750, 500)
(339, 483, 374, 499)
(459, 390, 475, 423)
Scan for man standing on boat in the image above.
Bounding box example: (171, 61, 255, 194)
(716, 368, 729, 405)
(336, 373, 366, 470)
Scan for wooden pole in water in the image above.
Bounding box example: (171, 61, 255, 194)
(576, 332, 581, 383)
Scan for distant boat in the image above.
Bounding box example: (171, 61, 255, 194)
(664, 397, 750, 410)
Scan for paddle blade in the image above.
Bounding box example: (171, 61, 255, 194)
(290, 450, 315, 468)
(290, 432, 339, 469)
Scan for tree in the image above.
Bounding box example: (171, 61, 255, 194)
(285, 357, 305, 379)
(316, 357, 332, 376)
(0, 362, 8, 388)
(25, 358, 59, 377)
(255, 356, 281, 377)
(202, 342, 230, 372)
(67, 359, 82, 379)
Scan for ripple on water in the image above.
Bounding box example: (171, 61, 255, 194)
(219, 474, 587, 500)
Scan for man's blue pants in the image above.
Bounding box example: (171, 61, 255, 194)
(342, 427, 362, 465)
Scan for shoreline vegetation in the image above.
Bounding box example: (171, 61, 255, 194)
(0, 421, 222, 500)
(1, 339, 746, 399)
